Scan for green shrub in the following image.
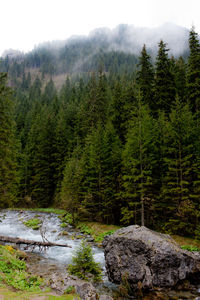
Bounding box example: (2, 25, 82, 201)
(60, 213, 74, 228)
(64, 285, 75, 294)
(77, 224, 93, 235)
(23, 218, 42, 230)
(68, 241, 102, 282)
(181, 245, 200, 251)
(94, 230, 116, 243)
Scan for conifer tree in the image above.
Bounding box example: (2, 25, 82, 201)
(111, 79, 127, 143)
(174, 56, 187, 102)
(122, 94, 158, 226)
(186, 26, 200, 114)
(160, 99, 196, 235)
(25, 105, 56, 206)
(154, 40, 176, 114)
(137, 44, 154, 110)
(0, 73, 18, 207)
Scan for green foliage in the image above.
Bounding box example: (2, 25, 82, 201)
(122, 97, 159, 226)
(154, 40, 176, 114)
(94, 230, 116, 242)
(77, 224, 94, 236)
(23, 218, 42, 230)
(0, 245, 42, 291)
(61, 213, 74, 226)
(64, 285, 75, 294)
(186, 26, 200, 113)
(8, 208, 66, 214)
(137, 44, 154, 110)
(181, 245, 200, 251)
(2, 29, 200, 239)
(68, 241, 102, 282)
(0, 73, 19, 207)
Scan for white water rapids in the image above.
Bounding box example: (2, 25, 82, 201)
(0, 210, 105, 267)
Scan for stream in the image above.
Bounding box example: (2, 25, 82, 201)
(0, 210, 116, 295)
(1, 210, 200, 300)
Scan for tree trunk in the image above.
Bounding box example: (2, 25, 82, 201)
(0, 235, 71, 249)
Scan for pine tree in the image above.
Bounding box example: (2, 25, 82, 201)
(154, 40, 176, 114)
(137, 44, 154, 110)
(0, 73, 18, 207)
(111, 79, 127, 143)
(174, 56, 187, 102)
(122, 94, 158, 226)
(160, 98, 196, 235)
(25, 105, 57, 206)
(60, 145, 84, 219)
(186, 26, 200, 114)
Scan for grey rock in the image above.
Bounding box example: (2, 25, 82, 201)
(102, 225, 200, 290)
(76, 282, 98, 300)
(99, 295, 113, 300)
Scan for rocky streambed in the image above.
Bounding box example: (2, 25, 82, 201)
(1, 210, 200, 299)
(0, 210, 115, 299)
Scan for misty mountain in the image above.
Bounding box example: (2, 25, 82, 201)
(0, 23, 190, 84)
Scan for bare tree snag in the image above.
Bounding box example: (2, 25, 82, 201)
(0, 235, 71, 250)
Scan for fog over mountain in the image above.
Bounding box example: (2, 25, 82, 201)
(2, 23, 190, 59)
(0, 22, 192, 84)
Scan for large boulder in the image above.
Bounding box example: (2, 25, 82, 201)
(102, 225, 200, 290)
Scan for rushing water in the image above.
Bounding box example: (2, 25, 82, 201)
(1, 210, 200, 299)
(0, 209, 116, 296)
(0, 210, 105, 266)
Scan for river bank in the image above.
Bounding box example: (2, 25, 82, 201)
(1, 208, 200, 299)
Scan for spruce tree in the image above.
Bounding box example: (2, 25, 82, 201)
(174, 56, 187, 102)
(154, 40, 176, 114)
(186, 26, 200, 114)
(0, 73, 18, 207)
(137, 44, 154, 110)
(122, 94, 158, 226)
(160, 99, 196, 235)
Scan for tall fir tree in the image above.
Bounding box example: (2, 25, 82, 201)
(137, 44, 154, 110)
(160, 99, 197, 235)
(186, 26, 200, 114)
(122, 94, 158, 226)
(0, 73, 18, 207)
(154, 40, 176, 114)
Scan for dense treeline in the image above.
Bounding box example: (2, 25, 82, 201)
(0, 45, 138, 83)
(1, 27, 200, 238)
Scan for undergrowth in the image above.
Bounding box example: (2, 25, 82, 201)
(0, 245, 43, 291)
(23, 218, 42, 230)
(181, 245, 200, 251)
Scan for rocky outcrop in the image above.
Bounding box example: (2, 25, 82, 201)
(49, 273, 113, 300)
(102, 225, 200, 290)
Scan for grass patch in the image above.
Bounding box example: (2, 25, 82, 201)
(0, 287, 80, 299)
(181, 245, 200, 251)
(23, 218, 42, 230)
(0, 245, 43, 292)
(60, 213, 74, 228)
(172, 235, 200, 249)
(8, 208, 66, 215)
(77, 222, 120, 243)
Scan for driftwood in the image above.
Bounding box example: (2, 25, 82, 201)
(0, 235, 71, 250)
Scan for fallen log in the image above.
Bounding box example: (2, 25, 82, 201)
(0, 235, 71, 249)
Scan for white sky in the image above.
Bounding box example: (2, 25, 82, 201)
(1, 0, 200, 55)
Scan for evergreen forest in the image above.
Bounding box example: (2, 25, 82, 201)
(1, 26, 200, 239)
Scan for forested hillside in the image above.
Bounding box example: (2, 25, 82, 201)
(0, 23, 189, 89)
(0, 26, 200, 238)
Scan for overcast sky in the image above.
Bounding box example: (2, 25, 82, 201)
(1, 0, 200, 55)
